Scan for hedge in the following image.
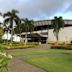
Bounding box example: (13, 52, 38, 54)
(51, 44, 72, 50)
(3, 42, 39, 49)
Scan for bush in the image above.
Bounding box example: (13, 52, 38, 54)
(0, 52, 12, 72)
(4, 42, 39, 49)
(51, 44, 72, 50)
(0, 44, 12, 72)
(48, 41, 56, 45)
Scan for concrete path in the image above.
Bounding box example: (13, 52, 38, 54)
(8, 44, 50, 72)
(8, 57, 45, 72)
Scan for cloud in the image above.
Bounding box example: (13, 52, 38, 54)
(0, 0, 72, 20)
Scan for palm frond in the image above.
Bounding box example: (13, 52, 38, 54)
(4, 18, 10, 24)
(12, 9, 19, 14)
(14, 15, 19, 19)
(3, 12, 11, 18)
(0, 12, 2, 16)
(14, 19, 19, 25)
(21, 18, 25, 22)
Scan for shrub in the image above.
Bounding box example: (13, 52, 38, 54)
(0, 52, 12, 72)
(51, 44, 72, 50)
(48, 41, 56, 45)
(0, 44, 12, 72)
(4, 42, 39, 49)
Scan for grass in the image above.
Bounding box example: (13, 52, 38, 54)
(25, 55, 72, 72)
(10, 49, 72, 72)
(10, 49, 72, 57)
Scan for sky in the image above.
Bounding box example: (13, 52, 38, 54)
(0, 0, 72, 20)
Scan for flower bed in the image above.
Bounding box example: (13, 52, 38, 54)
(4, 42, 39, 49)
(51, 44, 72, 50)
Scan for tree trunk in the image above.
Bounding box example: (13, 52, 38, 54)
(10, 20, 13, 44)
(19, 29, 22, 42)
(19, 24, 21, 42)
(30, 31, 32, 42)
(7, 31, 8, 44)
(20, 33, 21, 42)
(25, 32, 27, 44)
(56, 33, 58, 41)
(54, 31, 59, 41)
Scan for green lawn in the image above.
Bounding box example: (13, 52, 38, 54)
(10, 49, 72, 57)
(10, 49, 72, 72)
(25, 54, 72, 72)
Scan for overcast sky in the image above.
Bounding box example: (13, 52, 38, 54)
(0, 0, 72, 20)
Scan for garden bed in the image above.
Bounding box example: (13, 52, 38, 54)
(51, 44, 72, 50)
(3, 42, 39, 50)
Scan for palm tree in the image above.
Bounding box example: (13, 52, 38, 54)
(14, 18, 22, 42)
(21, 18, 34, 43)
(51, 16, 64, 41)
(3, 25, 10, 43)
(3, 9, 19, 43)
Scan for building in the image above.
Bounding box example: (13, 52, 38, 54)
(21, 20, 72, 43)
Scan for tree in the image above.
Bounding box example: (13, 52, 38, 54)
(3, 9, 19, 43)
(3, 25, 10, 43)
(14, 18, 22, 42)
(21, 18, 34, 43)
(51, 16, 64, 41)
